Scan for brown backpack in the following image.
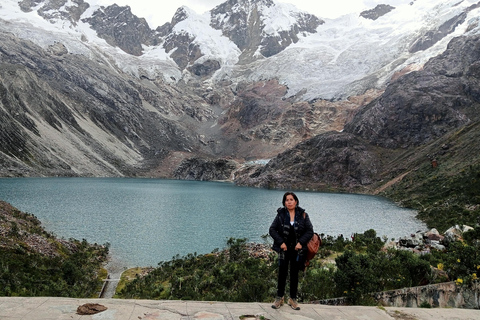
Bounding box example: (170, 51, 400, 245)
(305, 232, 321, 267)
(303, 212, 321, 268)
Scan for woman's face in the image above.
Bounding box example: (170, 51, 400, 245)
(285, 195, 297, 210)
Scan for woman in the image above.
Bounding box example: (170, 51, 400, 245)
(269, 191, 314, 310)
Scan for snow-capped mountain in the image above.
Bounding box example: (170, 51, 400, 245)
(3, 0, 480, 101)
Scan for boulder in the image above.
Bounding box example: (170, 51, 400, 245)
(426, 228, 444, 241)
(393, 225, 473, 252)
(173, 157, 239, 181)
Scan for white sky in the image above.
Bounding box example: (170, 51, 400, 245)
(91, 0, 407, 28)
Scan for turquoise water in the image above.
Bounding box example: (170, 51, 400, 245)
(0, 178, 425, 268)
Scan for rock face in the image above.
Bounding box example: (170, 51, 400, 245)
(235, 34, 480, 192)
(0, 29, 211, 177)
(160, 7, 204, 69)
(19, 0, 90, 22)
(210, 0, 323, 60)
(234, 132, 381, 190)
(82, 4, 159, 56)
(373, 281, 480, 309)
(174, 158, 239, 181)
(218, 80, 364, 159)
(360, 4, 395, 20)
(20, 0, 159, 56)
(409, 2, 480, 53)
(158, 0, 323, 68)
(345, 35, 480, 149)
(188, 60, 221, 77)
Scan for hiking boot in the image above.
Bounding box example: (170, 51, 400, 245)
(271, 296, 284, 309)
(288, 298, 300, 310)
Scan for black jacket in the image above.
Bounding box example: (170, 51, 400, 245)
(269, 206, 314, 253)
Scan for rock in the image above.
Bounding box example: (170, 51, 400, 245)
(360, 4, 395, 21)
(426, 228, 444, 241)
(346, 34, 480, 149)
(430, 241, 446, 251)
(409, 9, 473, 53)
(82, 4, 158, 56)
(188, 60, 221, 77)
(399, 237, 423, 248)
(3, 0, 480, 190)
(235, 34, 480, 191)
(234, 131, 381, 191)
(390, 225, 472, 253)
(444, 225, 474, 243)
(174, 157, 239, 181)
(0, 29, 214, 178)
(444, 226, 464, 243)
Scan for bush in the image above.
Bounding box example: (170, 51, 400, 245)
(119, 238, 277, 302)
(0, 240, 108, 297)
(298, 261, 336, 301)
(118, 228, 480, 304)
(333, 249, 431, 305)
(387, 164, 480, 233)
(424, 228, 480, 286)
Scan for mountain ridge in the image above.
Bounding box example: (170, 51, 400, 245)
(6, 0, 480, 99)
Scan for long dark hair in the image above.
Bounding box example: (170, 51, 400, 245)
(282, 191, 299, 207)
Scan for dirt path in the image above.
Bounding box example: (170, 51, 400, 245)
(373, 171, 411, 195)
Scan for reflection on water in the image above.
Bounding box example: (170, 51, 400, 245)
(0, 178, 425, 268)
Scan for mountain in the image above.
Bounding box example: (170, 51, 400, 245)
(0, 0, 479, 199)
(236, 31, 480, 185)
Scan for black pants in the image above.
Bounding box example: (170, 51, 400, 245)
(276, 249, 300, 299)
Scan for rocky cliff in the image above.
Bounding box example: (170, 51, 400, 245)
(234, 34, 480, 195)
(209, 0, 323, 62)
(0, 28, 209, 177)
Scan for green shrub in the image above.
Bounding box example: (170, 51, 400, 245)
(0, 240, 108, 297)
(118, 228, 480, 304)
(333, 249, 431, 305)
(420, 301, 432, 308)
(119, 238, 277, 302)
(424, 228, 480, 285)
(386, 164, 480, 233)
(298, 261, 336, 301)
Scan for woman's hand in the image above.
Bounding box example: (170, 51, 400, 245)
(295, 243, 302, 251)
(280, 243, 287, 251)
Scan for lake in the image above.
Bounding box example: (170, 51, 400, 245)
(0, 178, 426, 268)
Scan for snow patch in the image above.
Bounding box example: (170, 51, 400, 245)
(171, 8, 241, 66)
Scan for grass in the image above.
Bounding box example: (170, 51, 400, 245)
(114, 267, 153, 298)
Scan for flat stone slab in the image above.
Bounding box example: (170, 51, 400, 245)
(0, 297, 479, 320)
